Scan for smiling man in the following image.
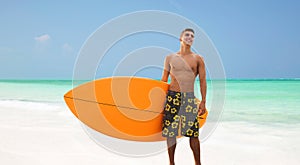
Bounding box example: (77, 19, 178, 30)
(161, 28, 207, 165)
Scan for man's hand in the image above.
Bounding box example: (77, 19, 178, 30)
(198, 101, 206, 116)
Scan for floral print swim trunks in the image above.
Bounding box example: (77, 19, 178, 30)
(162, 90, 199, 138)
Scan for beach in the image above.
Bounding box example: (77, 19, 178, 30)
(0, 80, 299, 164)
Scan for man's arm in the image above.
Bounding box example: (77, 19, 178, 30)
(161, 55, 170, 82)
(198, 55, 207, 114)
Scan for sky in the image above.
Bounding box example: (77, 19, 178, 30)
(0, 0, 299, 79)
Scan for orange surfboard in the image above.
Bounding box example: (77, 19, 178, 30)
(64, 77, 208, 142)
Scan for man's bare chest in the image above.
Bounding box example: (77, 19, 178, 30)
(170, 55, 197, 72)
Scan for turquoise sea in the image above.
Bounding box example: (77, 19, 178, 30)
(223, 79, 300, 125)
(0, 79, 299, 126)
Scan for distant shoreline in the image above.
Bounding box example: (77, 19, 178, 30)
(0, 78, 299, 82)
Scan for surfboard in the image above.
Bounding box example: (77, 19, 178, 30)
(64, 77, 208, 142)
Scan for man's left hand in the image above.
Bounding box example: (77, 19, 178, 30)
(198, 101, 206, 116)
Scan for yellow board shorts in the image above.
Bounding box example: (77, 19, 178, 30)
(162, 90, 199, 138)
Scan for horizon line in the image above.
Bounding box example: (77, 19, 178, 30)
(0, 77, 299, 81)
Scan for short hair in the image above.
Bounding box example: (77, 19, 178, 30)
(180, 28, 195, 38)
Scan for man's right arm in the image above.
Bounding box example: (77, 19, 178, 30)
(161, 55, 170, 82)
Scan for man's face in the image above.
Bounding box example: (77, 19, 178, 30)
(181, 31, 194, 46)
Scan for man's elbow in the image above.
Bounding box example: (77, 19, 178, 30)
(161, 77, 168, 82)
(199, 76, 206, 83)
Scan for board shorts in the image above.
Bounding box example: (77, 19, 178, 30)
(162, 90, 199, 138)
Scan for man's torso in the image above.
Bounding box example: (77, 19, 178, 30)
(168, 53, 198, 92)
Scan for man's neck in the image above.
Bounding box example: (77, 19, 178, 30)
(179, 45, 192, 56)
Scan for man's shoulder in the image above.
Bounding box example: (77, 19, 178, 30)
(168, 53, 177, 57)
(192, 54, 205, 67)
(192, 53, 204, 60)
(165, 53, 177, 60)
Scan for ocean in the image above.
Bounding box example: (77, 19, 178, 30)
(223, 79, 300, 125)
(1, 79, 299, 125)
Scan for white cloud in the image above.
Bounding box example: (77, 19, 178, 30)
(34, 34, 51, 53)
(62, 43, 73, 55)
(34, 34, 50, 42)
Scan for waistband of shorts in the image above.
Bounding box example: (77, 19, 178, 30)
(167, 90, 194, 97)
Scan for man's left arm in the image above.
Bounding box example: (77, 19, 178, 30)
(197, 55, 207, 115)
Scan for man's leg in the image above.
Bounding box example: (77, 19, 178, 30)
(167, 137, 177, 165)
(190, 137, 201, 165)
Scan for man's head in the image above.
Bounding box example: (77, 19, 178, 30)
(180, 28, 195, 46)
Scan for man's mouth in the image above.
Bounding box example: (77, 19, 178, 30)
(186, 39, 193, 43)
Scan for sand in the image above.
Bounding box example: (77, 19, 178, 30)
(0, 102, 299, 165)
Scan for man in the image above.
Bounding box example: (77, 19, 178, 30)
(161, 28, 207, 165)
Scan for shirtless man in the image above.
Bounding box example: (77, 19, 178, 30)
(161, 28, 207, 165)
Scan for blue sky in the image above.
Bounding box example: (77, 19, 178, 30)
(1, 0, 299, 79)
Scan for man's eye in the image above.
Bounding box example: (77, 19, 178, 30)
(185, 33, 194, 38)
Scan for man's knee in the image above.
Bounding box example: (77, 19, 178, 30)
(189, 137, 199, 143)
